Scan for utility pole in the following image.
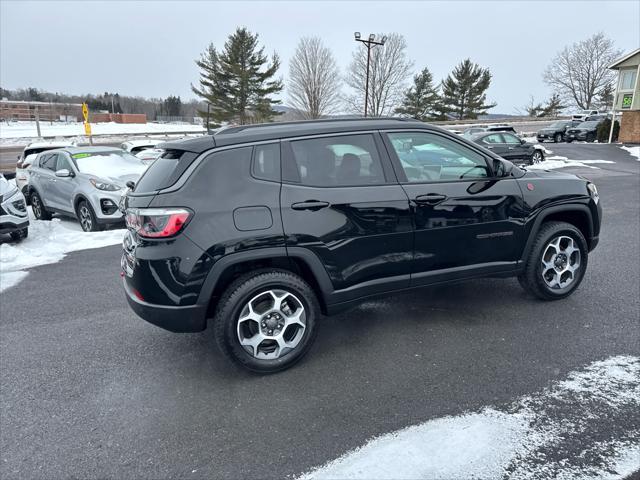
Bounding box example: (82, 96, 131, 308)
(35, 106, 42, 138)
(354, 32, 387, 117)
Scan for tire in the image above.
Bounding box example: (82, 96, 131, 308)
(518, 221, 588, 301)
(554, 133, 563, 143)
(213, 269, 320, 373)
(76, 200, 102, 232)
(566, 138, 573, 143)
(30, 191, 52, 220)
(9, 227, 28, 242)
(587, 133, 596, 143)
(531, 150, 544, 164)
(21, 186, 31, 205)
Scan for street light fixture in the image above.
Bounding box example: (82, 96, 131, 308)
(354, 31, 386, 117)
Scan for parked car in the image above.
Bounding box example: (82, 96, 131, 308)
(462, 124, 516, 136)
(120, 118, 601, 373)
(120, 139, 160, 154)
(29, 147, 148, 231)
(135, 148, 164, 164)
(565, 120, 602, 143)
(16, 141, 75, 202)
(0, 173, 29, 242)
(536, 120, 581, 143)
(470, 131, 544, 164)
(571, 110, 600, 122)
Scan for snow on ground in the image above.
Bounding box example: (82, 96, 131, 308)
(0, 210, 125, 293)
(300, 355, 640, 480)
(621, 145, 640, 160)
(0, 121, 205, 144)
(527, 155, 615, 171)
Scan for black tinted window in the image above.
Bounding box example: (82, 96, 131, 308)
(288, 134, 384, 187)
(134, 149, 198, 192)
(252, 143, 280, 182)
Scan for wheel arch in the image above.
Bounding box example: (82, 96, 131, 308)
(199, 247, 334, 318)
(73, 193, 90, 213)
(521, 204, 594, 262)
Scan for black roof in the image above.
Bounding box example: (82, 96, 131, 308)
(159, 118, 443, 153)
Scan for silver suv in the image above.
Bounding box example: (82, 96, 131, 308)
(29, 147, 148, 232)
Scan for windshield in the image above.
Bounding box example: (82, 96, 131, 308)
(577, 121, 598, 128)
(72, 151, 147, 178)
(549, 122, 568, 128)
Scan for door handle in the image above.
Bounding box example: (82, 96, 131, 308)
(291, 200, 330, 211)
(414, 194, 447, 205)
(486, 146, 494, 149)
(508, 147, 515, 150)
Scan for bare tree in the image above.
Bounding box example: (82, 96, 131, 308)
(345, 33, 413, 116)
(544, 32, 622, 110)
(287, 37, 341, 119)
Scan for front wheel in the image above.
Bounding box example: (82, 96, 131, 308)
(531, 150, 544, 164)
(76, 200, 103, 232)
(213, 270, 320, 373)
(554, 133, 563, 143)
(518, 221, 588, 300)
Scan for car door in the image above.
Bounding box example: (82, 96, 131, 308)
(280, 132, 413, 303)
(500, 133, 531, 163)
(32, 153, 57, 208)
(478, 133, 508, 158)
(48, 152, 76, 213)
(382, 130, 526, 286)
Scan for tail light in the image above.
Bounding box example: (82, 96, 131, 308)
(125, 208, 192, 238)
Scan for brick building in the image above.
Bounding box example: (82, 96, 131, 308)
(609, 48, 640, 144)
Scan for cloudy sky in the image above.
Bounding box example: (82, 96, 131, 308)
(1, 0, 639, 113)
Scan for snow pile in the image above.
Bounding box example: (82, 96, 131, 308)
(621, 145, 640, 160)
(0, 121, 205, 141)
(527, 155, 615, 171)
(0, 212, 125, 292)
(300, 355, 640, 480)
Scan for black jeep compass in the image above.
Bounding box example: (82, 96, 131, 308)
(121, 118, 602, 373)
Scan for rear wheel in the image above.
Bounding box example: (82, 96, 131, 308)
(213, 270, 319, 373)
(30, 191, 52, 220)
(76, 200, 102, 232)
(518, 221, 588, 300)
(9, 227, 28, 242)
(554, 133, 563, 143)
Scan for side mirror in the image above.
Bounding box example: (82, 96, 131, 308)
(55, 168, 73, 178)
(520, 138, 527, 145)
(126, 180, 136, 190)
(493, 158, 513, 177)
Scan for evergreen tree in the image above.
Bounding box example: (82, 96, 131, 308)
(163, 95, 182, 117)
(192, 27, 283, 125)
(597, 83, 615, 109)
(394, 67, 440, 121)
(540, 93, 565, 117)
(440, 59, 496, 120)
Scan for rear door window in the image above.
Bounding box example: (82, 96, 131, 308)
(286, 134, 385, 187)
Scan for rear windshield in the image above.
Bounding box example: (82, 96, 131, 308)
(133, 149, 198, 192)
(577, 121, 598, 128)
(72, 151, 147, 177)
(23, 146, 68, 158)
(549, 121, 568, 128)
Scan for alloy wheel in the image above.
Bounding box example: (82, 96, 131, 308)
(79, 205, 93, 231)
(532, 151, 543, 164)
(236, 289, 306, 360)
(541, 235, 581, 290)
(32, 195, 42, 218)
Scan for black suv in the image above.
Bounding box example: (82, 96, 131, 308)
(121, 118, 602, 373)
(536, 120, 581, 143)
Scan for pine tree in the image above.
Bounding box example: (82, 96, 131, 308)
(394, 67, 440, 121)
(540, 93, 565, 117)
(192, 28, 283, 125)
(440, 59, 496, 120)
(597, 83, 615, 109)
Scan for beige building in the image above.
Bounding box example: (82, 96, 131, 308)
(609, 48, 640, 143)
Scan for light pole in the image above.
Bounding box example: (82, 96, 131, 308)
(354, 32, 387, 117)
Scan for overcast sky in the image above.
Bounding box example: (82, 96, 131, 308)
(1, 0, 639, 113)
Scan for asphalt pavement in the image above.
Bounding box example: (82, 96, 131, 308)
(1, 144, 638, 479)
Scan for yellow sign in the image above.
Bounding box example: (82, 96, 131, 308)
(82, 103, 89, 121)
(84, 122, 92, 136)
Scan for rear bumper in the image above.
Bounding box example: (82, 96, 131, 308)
(123, 278, 207, 332)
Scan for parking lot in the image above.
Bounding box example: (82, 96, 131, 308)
(1, 143, 639, 478)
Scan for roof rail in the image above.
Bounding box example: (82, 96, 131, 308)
(214, 116, 422, 135)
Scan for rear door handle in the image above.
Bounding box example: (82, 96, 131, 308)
(414, 194, 447, 205)
(291, 200, 330, 211)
